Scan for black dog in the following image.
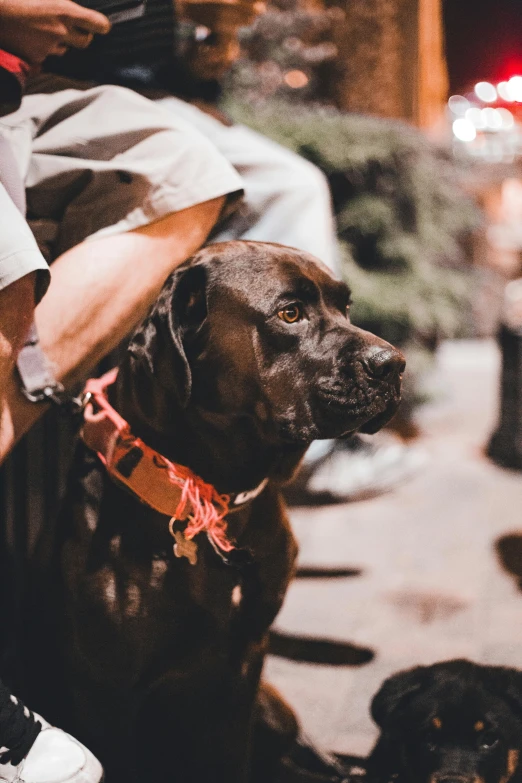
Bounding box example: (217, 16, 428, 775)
(367, 660, 522, 783)
(29, 241, 404, 783)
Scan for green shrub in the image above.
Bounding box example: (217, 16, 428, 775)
(224, 100, 482, 349)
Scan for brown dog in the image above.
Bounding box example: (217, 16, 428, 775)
(27, 241, 404, 782)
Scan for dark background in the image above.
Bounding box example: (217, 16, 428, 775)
(444, 0, 522, 92)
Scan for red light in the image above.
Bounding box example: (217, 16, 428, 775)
(498, 56, 522, 82)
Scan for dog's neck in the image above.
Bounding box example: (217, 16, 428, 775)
(113, 361, 308, 495)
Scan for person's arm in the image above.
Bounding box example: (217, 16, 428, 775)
(0, 178, 49, 376)
(0, 178, 48, 433)
(0, 192, 37, 437)
(0, 196, 225, 464)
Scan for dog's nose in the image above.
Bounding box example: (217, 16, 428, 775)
(361, 346, 406, 381)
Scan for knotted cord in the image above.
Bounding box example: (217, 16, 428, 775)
(83, 369, 235, 553)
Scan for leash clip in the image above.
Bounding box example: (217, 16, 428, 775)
(21, 384, 92, 418)
(16, 321, 92, 418)
(67, 390, 93, 416)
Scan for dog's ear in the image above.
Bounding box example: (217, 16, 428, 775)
(481, 666, 522, 719)
(128, 264, 208, 408)
(371, 666, 428, 729)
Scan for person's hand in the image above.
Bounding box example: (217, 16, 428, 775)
(0, 0, 111, 66)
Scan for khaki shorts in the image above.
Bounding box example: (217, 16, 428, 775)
(0, 76, 243, 263)
(0, 182, 50, 303)
(0, 134, 49, 303)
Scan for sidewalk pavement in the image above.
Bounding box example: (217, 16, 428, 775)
(265, 339, 522, 757)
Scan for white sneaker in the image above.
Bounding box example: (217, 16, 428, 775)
(0, 691, 103, 783)
(286, 432, 429, 505)
(307, 433, 429, 501)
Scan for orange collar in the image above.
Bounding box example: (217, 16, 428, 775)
(81, 369, 268, 558)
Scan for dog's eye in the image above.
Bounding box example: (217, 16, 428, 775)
(479, 731, 499, 750)
(278, 304, 303, 324)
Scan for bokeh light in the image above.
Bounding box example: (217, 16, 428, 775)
(448, 95, 470, 116)
(453, 118, 477, 142)
(497, 108, 515, 128)
(497, 81, 513, 101)
(508, 76, 522, 101)
(482, 107, 503, 129)
(474, 82, 497, 102)
(465, 108, 485, 128)
(284, 70, 309, 89)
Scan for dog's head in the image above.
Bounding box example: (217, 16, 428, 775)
(369, 660, 522, 783)
(126, 241, 404, 446)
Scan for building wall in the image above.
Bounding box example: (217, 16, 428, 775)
(327, 0, 447, 127)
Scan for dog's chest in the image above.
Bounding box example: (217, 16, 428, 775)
(61, 452, 295, 693)
(63, 475, 257, 677)
(66, 534, 250, 671)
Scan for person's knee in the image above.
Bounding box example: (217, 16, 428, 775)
(41, 83, 243, 253)
(271, 154, 332, 210)
(0, 273, 35, 368)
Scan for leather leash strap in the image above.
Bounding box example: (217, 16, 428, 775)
(16, 322, 89, 414)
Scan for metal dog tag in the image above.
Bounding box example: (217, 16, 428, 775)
(172, 530, 198, 565)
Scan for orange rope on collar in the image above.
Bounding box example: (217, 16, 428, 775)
(81, 369, 235, 554)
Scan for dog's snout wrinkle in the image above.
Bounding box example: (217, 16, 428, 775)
(361, 345, 406, 381)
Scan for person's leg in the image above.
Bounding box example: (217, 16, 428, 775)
(0, 272, 35, 383)
(154, 96, 340, 274)
(0, 137, 49, 453)
(0, 149, 103, 782)
(0, 273, 35, 476)
(0, 136, 49, 389)
(0, 197, 224, 461)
